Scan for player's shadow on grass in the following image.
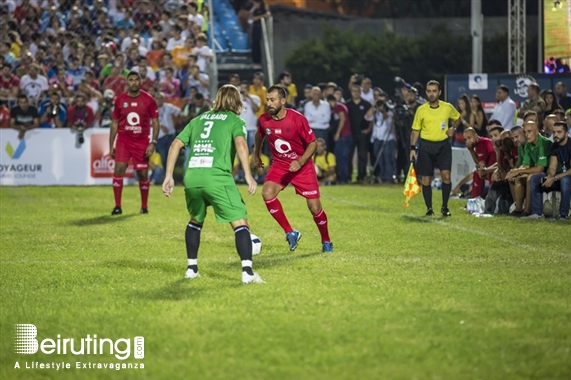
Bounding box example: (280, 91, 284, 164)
(223, 251, 322, 270)
(100, 259, 178, 274)
(135, 279, 207, 301)
(401, 214, 448, 223)
(70, 214, 137, 226)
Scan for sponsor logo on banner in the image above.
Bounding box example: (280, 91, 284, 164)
(0, 139, 42, 180)
(12, 324, 145, 371)
(468, 74, 488, 90)
(514, 74, 536, 98)
(90, 134, 134, 178)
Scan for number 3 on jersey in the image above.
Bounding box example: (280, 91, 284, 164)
(201, 121, 214, 138)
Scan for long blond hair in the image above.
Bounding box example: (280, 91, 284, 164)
(212, 84, 243, 114)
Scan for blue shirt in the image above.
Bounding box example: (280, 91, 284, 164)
(39, 102, 67, 128)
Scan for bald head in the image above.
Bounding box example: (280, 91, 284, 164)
(463, 127, 478, 148)
(523, 120, 539, 144)
(544, 114, 559, 135)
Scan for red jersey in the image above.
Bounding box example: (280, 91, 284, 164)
(0, 107, 10, 128)
(0, 74, 20, 91)
(112, 90, 158, 142)
(258, 109, 316, 169)
(67, 105, 95, 128)
(474, 137, 496, 167)
(333, 103, 351, 137)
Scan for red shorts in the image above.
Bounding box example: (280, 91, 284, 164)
(265, 163, 320, 199)
(115, 137, 149, 170)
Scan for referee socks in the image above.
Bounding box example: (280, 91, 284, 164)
(422, 185, 432, 210)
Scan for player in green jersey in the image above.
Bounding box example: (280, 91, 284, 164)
(162, 84, 262, 284)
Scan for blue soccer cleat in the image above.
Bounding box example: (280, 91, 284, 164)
(286, 230, 302, 251)
(322, 241, 334, 253)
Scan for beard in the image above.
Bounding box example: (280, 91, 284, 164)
(268, 104, 282, 116)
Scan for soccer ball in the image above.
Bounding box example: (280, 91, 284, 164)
(431, 177, 442, 191)
(251, 234, 262, 255)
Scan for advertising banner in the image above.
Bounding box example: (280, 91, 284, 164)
(0, 129, 134, 186)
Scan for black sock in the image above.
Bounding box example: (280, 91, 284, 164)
(422, 185, 432, 209)
(185, 222, 202, 272)
(442, 182, 452, 208)
(234, 225, 253, 275)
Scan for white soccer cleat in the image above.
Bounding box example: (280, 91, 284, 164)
(242, 271, 264, 284)
(185, 268, 200, 279)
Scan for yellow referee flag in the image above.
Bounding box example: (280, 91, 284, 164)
(403, 163, 421, 209)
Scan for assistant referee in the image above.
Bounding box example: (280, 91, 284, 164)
(409, 80, 461, 216)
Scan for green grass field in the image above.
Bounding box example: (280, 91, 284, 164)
(1, 185, 570, 380)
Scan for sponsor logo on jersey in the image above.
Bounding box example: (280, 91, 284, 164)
(302, 190, 318, 196)
(275, 129, 282, 134)
(274, 138, 299, 160)
(131, 103, 137, 107)
(192, 143, 216, 153)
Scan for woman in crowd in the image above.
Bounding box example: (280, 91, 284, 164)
(470, 94, 488, 137)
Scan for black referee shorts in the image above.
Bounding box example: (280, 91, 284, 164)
(416, 139, 452, 177)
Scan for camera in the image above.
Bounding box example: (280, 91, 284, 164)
(75, 122, 86, 145)
(51, 105, 58, 116)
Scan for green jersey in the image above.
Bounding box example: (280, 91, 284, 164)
(521, 134, 551, 168)
(177, 110, 247, 188)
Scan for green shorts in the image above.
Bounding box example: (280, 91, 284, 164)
(184, 186, 248, 223)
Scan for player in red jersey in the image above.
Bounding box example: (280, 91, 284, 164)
(254, 85, 333, 253)
(109, 71, 159, 215)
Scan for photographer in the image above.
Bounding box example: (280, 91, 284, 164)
(370, 95, 396, 183)
(39, 91, 67, 128)
(97, 89, 115, 129)
(67, 93, 95, 145)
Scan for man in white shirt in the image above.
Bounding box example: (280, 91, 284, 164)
(131, 56, 156, 81)
(192, 33, 213, 73)
(184, 63, 210, 100)
(360, 77, 375, 104)
(156, 92, 181, 180)
(491, 84, 517, 130)
(370, 98, 396, 183)
(19, 64, 49, 99)
(304, 86, 331, 143)
(239, 81, 260, 149)
(166, 25, 185, 52)
(187, 2, 204, 28)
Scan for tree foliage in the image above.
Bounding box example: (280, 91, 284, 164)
(323, 0, 537, 18)
(285, 24, 538, 94)
(285, 24, 470, 93)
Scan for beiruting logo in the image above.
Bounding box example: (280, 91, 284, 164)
(13, 324, 144, 360)
(5, 140, 26, 159)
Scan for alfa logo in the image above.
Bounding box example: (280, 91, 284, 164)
(5, 140, 26, 159)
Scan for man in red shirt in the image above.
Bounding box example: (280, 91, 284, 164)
(327, 94, 352, 184)
(110, 71, 159, 215)
(0, 64, 20, 99)
(67, 93, 95, 130)
(254, 85, 333, 253)
(464, 127, 497, 198)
